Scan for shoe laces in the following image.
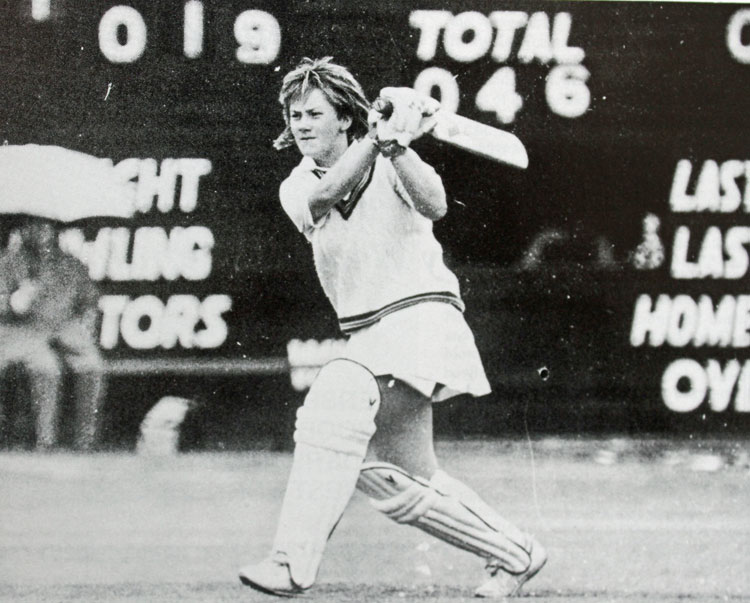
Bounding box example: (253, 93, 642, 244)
(270, 550, 292, 568)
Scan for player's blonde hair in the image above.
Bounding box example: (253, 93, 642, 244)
(274, 57, 370, 150)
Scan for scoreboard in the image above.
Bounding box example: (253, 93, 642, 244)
(2, 1, 749, 431)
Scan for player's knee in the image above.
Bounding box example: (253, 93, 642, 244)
(356, 462, 437, 524)
(294, 359, 380, 457)
(372, 482, 438, 524)
(67, 353, 104, 375)
(26, 353, 62, 377)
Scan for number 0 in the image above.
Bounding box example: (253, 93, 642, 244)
(413, 67, 460, 113)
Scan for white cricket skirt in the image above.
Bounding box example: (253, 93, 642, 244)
(342, 302, 491, 401)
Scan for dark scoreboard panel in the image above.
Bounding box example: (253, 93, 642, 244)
(2, 1, 749, 429)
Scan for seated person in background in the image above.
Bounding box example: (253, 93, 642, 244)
(0, 218, 104, 450)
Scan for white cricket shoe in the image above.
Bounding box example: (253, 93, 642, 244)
(474, 535, 547, 598)
(239, 553, 306, 597)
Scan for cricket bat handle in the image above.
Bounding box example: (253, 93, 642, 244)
(371, 98, 528, 169)
(372, 98, 395, 118)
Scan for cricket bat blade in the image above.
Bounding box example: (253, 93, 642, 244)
(430, 111, 528, 169)
(372, 97, 528, 169)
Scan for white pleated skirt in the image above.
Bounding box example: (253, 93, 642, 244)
(342, 302, 491, 401)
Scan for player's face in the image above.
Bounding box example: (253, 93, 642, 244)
(289, 88, 352, 167)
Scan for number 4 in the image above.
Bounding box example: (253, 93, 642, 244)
(475, 67, 523, 125)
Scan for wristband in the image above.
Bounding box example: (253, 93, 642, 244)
(368, 134, 406, 158)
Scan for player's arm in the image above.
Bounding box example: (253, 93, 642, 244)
(71, 263, 100, 334)
(2, 255, 40, 317)
(390, 150, 446, 221)
(307, 138, 380, 222)
(370, 88, 446, 221)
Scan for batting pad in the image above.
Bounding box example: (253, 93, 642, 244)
(357, 462, 532, 574)
(271, 359, 380, 589)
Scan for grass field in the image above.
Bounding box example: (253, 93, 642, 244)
(0, 437, 748, 602)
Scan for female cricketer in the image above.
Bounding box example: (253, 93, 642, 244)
(239, 57, 546, 598)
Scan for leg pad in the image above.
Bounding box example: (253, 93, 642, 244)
(357, 462, 531, 573)
(271, 359, 380, 589)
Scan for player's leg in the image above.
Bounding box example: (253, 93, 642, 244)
(431, 471, 546, 599)
(58, 330, 106, 451)
(358, 461, 546, 597)
(71, 367, 105, 451)
(239, 359, 380, 596)
(0, 365, 12, 444)
(0, 332, 13, 443)
(359, 378, 545, 598)
(366, 377, 438, 478)
(20, 337, 63, 450)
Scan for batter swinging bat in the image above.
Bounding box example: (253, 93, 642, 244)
(373, 98, 529, 169)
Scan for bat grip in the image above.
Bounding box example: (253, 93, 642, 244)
(372, 98, 394, 119)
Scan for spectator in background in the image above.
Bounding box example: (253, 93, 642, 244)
(0, 218, 104, 450)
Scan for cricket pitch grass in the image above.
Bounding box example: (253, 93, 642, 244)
(0, 437, 748, 602)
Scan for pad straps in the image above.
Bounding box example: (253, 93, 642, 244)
(357, 462, 532, 574)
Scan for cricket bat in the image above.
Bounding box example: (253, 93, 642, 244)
(372, 99, 528, 169)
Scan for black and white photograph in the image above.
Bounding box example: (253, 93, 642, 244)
(0, 1, 748, 601)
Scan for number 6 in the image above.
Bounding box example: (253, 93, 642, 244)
(546, 64, 591, 119)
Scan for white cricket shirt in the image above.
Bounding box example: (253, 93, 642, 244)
(280, 154, 464, 334)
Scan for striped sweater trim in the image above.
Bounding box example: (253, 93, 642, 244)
(312, 165, 374, 219)
(339, 291, 465, 334)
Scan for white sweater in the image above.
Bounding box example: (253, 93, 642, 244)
(280, 155, 464, 334)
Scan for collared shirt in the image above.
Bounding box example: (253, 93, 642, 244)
(280, 154, 464, 334)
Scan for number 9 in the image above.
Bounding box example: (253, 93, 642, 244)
(234, 10, 281, 65)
